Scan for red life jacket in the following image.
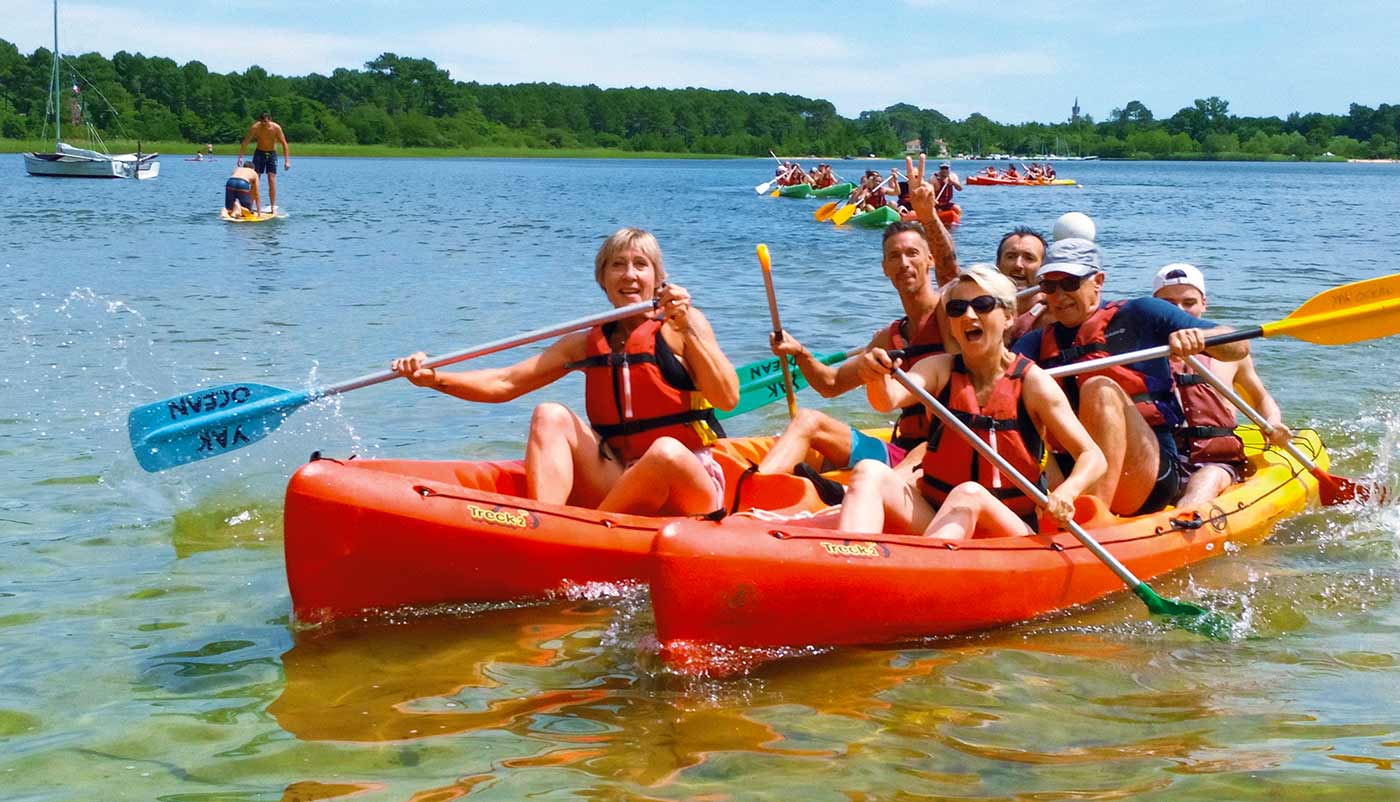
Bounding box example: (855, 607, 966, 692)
(571, 319, 723, 462)
(934, 179, 955, 209)
(919, 354, 1045, 518)
(863, 188, 887, 209)
(1170, 355, 1244, 465)
(1036, 300, 1177, 428)
(1008, 304, 1047, 344)
(887, 312, 946, 448)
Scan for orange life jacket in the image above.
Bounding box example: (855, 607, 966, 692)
(572, 319, 723, 462)
(888, 312, 946, 448)
(1036, 300, 1177, 429)
(1170, 355, 1244, 465)
(920, 355, 1045, 518)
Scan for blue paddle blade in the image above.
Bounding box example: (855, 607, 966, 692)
(127, 382, 314, 472)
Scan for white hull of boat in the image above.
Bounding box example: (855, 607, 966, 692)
(24, 145, 160, 179)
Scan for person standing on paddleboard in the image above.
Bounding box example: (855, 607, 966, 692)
(236, 112, 290, 213)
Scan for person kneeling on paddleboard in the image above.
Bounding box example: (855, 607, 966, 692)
(224, 165, 261, 218)
(838, 264, 1107, 539)
(391, 227, 741, 517)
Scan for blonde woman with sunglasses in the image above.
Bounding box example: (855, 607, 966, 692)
(838, 265, 1106, 539)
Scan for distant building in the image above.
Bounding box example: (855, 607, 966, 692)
(1071, 97, 1081, 124)
(904, 137, 951, 157)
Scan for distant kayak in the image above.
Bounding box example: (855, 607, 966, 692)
(776, 183, 814, 198)
(811, 182, 854, 198)
(967, 175, 1077, 187)
(847, 206, 900, 228)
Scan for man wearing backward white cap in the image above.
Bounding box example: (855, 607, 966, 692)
(1152, 263, 1292, 507)
(1012, 239, 1250, 517)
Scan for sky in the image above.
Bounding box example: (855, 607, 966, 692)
(2, 0, 1396, 124)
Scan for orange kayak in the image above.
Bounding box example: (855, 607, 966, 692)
(283, 436, 827, 625)
(651, 426, 1325, 674)
(967, 175, 1075, 186)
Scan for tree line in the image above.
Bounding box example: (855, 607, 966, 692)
(1, 39, 1396, 160)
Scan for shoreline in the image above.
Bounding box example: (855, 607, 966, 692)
(4, 139, 1388, 163)
(0, 140, 740, 160)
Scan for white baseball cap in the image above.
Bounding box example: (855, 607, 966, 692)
(1052, 211, 1096, 242)
(1152, 263, 1206, 295)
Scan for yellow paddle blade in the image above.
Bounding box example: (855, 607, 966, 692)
(756, 243, 772, 273)
(1264, 272, 1400, 345)
(813, 201, 839, 222)
(832, 203, 858, 226)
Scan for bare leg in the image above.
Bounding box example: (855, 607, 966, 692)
(598, 437, 717, 516)
(524, 402, 619, 506)
(756, 408, 854, 473)
(1076, 376, 1160, 515)
(1175, 464, 1234, 508)
(924, 482, 1033, 540)
(837, 460, 935, 535)
(268, 171, 278, 211)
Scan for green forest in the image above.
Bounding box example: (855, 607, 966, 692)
(2, 39, 1398, 160)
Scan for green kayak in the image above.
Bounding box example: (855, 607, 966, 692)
(777, 183, 814, 198)
(847, 206, 901, 228)
(811, 182, 854, 198)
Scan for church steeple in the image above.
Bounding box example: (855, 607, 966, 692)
(1071, 96, 1081, 123)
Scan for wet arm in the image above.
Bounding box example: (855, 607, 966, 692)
(1231, 356, 1284, 429)
(674, 309, 740, 411)
(411, 334, 578, 403)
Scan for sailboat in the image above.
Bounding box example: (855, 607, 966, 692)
(23, 0, 159, 179)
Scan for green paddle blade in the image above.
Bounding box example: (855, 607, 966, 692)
(1133, 585, 1234, 640)
(128, 382, 314, 472)
(719, 351, 847, 420)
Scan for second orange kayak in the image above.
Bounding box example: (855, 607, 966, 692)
(650, 426, 1324, 674)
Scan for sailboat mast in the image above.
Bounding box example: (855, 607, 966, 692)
(51, 0, 60, 144)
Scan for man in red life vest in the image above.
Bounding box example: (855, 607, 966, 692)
(753, 218, 960, 501)
(1151, 263, 1292, 507)
(1011, 239, 1251, 516)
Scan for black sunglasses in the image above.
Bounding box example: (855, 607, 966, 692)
(945, 295, 1001, 317)
(1039, 274, 1093, 294)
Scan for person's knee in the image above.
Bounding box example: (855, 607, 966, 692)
(529, 402, 576, 439)
(1188, 465, 1232, 497)
(790, 407, 830, 436)
(639, 436, 693, 470)
(944, 481, 995, 507)
(847, 459, 893, 488)
(1079, 376, 1128, 408)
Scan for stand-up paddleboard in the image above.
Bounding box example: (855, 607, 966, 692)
(220, 208, 287, 223)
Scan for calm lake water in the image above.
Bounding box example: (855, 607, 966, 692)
(3, 156, 1398, 800)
